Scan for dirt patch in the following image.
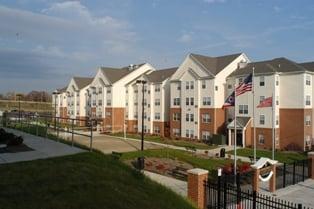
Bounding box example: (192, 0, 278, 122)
(126, 157, 193, 181)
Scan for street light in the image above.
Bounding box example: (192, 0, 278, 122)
(136, 79, 147, 170)
(52, 90, 59, 131)
(16, 93, 23, 124)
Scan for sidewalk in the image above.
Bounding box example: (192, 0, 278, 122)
(143, 170, 187, 196)
(0, 128, 84, 164)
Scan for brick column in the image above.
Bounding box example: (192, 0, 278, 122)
(252, 168, 260, 192)
(187, 168, 208, 209)
(269, 164, 276, 193)
(308, 152, 314, 179)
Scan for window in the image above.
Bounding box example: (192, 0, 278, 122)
(228, 84, 232, 89)
(134, 101, 138, 106)
(239, 105, 248, 114)
(76, 110, 79, 116)
(144, 86, 147, 92)
(134, 112, 138, 119)
(202, 80, 206, 89)
(173, 113, 181, 121)
(190, 130, 194, 138)
(276, 115, 279, 125)
(126, 89, 128, 94)
(125, 100, 128, 106)
(186, 81, 189, 90)
(276, 77, 279, 86)
(155, 113, 160, 120)
(190, 81, 194, 89)
(144, 125, 147, 133)
(276, 96, 279, 105)
(173, 128, 180, 136)
(203, 97, 211, 106)
(155, 99, 160, 106)
(144, 99, 147, 106)
(190, 114, 194, 122)
(92, 100, 96, 106)
(177, 83, 181, 90)
(98, 87, 102, 94)
(107, 88, 111, 94)
(260, 115, 265, 125)
(260, 96, 265, 104)
(186, 98, 189, 106)
(259, 76, 265, 86)
(106, 100, 111, 106)
(155, 85, 161, 92)
(202, 131, 211, 141)
(215, 86, 218, 91)
(106, 111, 111, 116)
(306, 95, 311, 106)
(258, 134, 265, 144)
(305, 115, 311, 126)
(238, 77, 243, 84)
(202, 114, 211, 123)
(173, 98, 180, 106)
(134, 89, 138, 93)
(305, 135, 311, 146)
(154, 126, 160, 134)
(98, 100, 102, 106)
(144, 112, 147, 119)
(306, 75, 311, 86)
(190, 97, 194, 106)
(186, 129, 189, 138)
(186, 114, 189, 122)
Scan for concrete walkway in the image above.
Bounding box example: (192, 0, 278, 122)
(0, 128, 84, 164)
(260, 179, 314, 208)
(143, 171, 187, 196)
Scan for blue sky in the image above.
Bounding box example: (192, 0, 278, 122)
(0, 0, 313, 93)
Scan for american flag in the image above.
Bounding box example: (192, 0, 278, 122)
(236, 74, 253, 96)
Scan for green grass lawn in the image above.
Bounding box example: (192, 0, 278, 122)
(227, 148, 307, 164)
(0, 152, 196, 209)
(120, 148, 231, 177)
(109, 132, 217, 150)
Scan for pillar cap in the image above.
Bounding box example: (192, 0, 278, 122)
(308, 152, 314, 156)
(187, 168, 208, 175)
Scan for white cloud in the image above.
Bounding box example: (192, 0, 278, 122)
(177, 33, 193, 43)
(203, 0, 226, 4)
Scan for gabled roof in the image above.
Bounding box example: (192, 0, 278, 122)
(73, 77, 93, 90)
(190, 53, 242, 75)
(146, 67, 178, 83)
(228, 57, 308, 77)
(100, 63, 145, 83)
(299, 61, 314, 72)
(227, 117, 251, 129)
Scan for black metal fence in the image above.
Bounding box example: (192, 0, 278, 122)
(205, 179, 312, 209)
(0, 112, 96, 151)
(276, 159, 309, 190)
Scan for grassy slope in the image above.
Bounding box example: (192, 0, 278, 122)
(227, 148, 307, 164)
(0, 152, 196, 209)
(110, 133, 217, 150)
(121, 148, 231, 175)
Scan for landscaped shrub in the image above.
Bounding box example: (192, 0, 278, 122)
(7, 136, 23, 146)
(0, 128, 24, 146)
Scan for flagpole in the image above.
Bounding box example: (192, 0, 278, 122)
(272, 92, 275, 160)
(252, 67, 256, 163)
(234, 83, 237, 182)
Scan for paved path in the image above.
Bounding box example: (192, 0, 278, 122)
(144, 171, 187, 196)
(0, 128, 84, 164)
(260, 179, 314, 208)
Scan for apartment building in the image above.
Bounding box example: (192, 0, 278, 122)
(125, 67, 177, 137)
(87, 63, 154, 133)
(226, 57, 314, 151)
(169, 52, 249, 141)
(66, 77, 93, 125)
(54, 86, 68, 120)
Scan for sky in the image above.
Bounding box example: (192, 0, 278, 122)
(0, 0, 313, 93)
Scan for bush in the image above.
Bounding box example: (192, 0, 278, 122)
(0, 128, 24, 146)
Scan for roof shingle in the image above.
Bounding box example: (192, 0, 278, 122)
(100, 63, 145, 83)
(73, 77, 93, 89)
(146, 67, 178, 83)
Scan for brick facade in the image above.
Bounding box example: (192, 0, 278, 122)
(199, 108, 226, 138)
(126, 120, 138, 133)
(103, 107, 125, 133)
(170, 108, 181, 139)
(187, 168, 208, 209)
(152, 121, 169, 137)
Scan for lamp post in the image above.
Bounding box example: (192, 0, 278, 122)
(16, 93, 23, 124)
(136, 80, 147, 170)
(52, 90, 59, 131)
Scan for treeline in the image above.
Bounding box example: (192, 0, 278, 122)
(0, 91, 51, 102)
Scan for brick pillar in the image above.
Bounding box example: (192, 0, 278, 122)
(308, 152, 314, 179)
(252, 168, 260, 192)
(187, 168, 208, 209)
(269, 164, 276, 193)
